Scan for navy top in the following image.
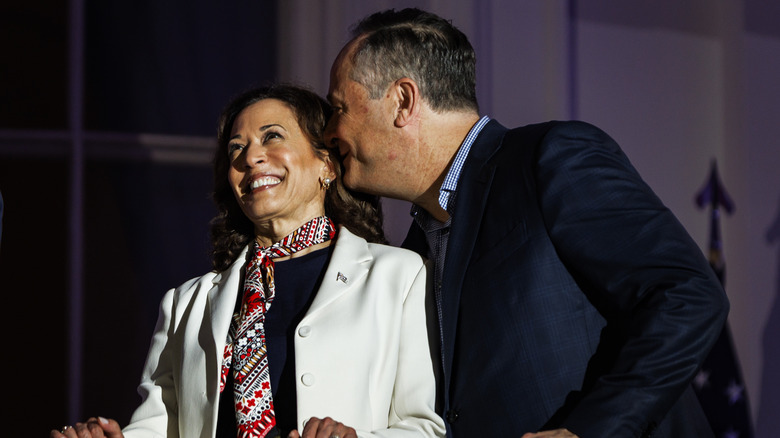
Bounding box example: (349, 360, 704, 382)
(216, 245, 332, 437)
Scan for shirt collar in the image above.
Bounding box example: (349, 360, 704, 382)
(411, 115, 491, 218)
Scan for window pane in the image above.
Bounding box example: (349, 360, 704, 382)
(0, 1, 68, 129)
(84, 1, 278, 135)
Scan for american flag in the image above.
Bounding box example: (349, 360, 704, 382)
(693, 161, 754, 438)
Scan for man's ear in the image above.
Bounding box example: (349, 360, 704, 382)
(393, 78, 420, 128)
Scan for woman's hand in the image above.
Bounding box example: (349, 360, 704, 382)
(50, 417, 124, 438)
(288, 416, 357, 438)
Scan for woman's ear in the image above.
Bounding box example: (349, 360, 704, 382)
(393, 78, 419, 128)
(320, 155, 337, 181)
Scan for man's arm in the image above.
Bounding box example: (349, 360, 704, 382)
(533, 121, 728, 436)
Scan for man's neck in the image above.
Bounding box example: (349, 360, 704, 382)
(412, 111, 481, 222)
(414, 188, 450, 223)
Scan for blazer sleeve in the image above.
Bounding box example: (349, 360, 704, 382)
(122, 285, 183, 438)
(370, 260, 445, 438)
(531, 122, 729, 436)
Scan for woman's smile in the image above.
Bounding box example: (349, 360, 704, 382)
(247, 174, 283, 193)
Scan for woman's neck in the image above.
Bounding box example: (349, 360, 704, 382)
(253, 214, 323, 246)
(266, 240, 332, 262)
(253, 214, 333, 260)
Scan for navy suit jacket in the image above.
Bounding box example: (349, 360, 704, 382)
(403, 120, 729, 437)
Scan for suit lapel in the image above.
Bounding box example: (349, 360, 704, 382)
(440, 120, 508, 381)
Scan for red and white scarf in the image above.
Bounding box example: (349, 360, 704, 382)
(220, 216, 336, 437)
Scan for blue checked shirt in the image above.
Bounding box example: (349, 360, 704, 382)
(411, 116, 490, 355)
(411, 115, 490, 221)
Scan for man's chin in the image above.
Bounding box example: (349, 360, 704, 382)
(342, 171, 361, 189)
(343, 174, 380, 196)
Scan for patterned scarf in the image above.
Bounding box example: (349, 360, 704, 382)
(220, 216, 336, 438)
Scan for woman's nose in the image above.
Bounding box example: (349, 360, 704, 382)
(243, 142, 265, 166)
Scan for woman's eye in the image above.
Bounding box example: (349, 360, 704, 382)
(228, 143, 244, 156)
(263, 131, 283, 142)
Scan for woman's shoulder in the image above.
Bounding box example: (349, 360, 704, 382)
(366, 241, 424, 264)
(338, 226, 425, 267)
(162, 271, 217, 303)
(178, 271, 219, 290)
(169, 245, 249, 299)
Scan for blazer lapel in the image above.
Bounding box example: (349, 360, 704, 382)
(303, 227, 372, 319)
(206, 229, 370, 349)
(440, 120, 508, 382)
(208, 246, 249, 365)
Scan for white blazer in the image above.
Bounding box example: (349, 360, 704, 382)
(122, 227, 445, 438)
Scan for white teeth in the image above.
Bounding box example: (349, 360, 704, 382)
(250, 176, 281, 189)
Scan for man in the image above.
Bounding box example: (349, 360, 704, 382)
(325, 8, 729, 438)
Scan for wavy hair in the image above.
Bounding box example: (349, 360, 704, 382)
(211, 84, 387, 272)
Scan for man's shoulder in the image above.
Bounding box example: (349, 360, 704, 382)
(505, 120, 605, 141)
(493, 120, 614, 161)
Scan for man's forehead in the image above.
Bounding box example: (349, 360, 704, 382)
(325, 76, 344, 103)
(332, 39, 361, 77)
(327, 67, 354, 103)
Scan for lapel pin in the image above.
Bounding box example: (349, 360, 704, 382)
(336, 272, 348, 283)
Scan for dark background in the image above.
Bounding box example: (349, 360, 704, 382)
(0, 1, 277, 434)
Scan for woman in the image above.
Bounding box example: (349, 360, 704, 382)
(52, 85, 444, 438)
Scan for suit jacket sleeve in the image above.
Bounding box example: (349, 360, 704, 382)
(530, 122, 729, 436)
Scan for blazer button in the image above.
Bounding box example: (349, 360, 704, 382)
(298, 326, 312, 337)
(301, 373, 315, 386)
(445, 409, 459, 423)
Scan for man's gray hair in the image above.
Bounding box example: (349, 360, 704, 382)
(348, 8, 479, 113)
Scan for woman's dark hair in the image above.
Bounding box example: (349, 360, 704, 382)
(211, 84, 387, 272)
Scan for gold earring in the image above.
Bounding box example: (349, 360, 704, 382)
(321, 177, 332, 190)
